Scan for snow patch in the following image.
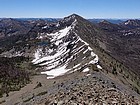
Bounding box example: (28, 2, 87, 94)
(32, 49, 42, 63)
(42, 25, 48, 29)
(97, 65, 102, 69)
(82, 68, 90, 72)
(83, 49, 88, 54)
(91, 52, 96, 57)
(73, 63, 81, 69)
(89, 55, 99, 64)
(86, 74, 91, 76)
(15, 51, 23, 56)
(41, 65, 69, 79)
(32, 18, 102, 79)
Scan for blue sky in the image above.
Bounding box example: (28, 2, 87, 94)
(0, 0, 140, 18)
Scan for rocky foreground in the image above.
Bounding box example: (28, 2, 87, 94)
(17, 70, 140, 105)
(45, 76, 140, 104)
(46, 79, 139, 105)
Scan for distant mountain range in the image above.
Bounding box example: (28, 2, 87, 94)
(1, 18, 139, 24)
(88, 19, 125, 24)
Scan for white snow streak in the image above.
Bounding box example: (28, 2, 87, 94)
(97, 65, 102, 69)
(41, 65, 69, 79)
(82, 68, 90, 72)
(32, 19, 102, 79)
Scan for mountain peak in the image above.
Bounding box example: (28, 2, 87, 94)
(100, 20, 112, 24)
(123, 19, 140, 27)
(63, 14, 84, 22)
(69, 13, 81, 18)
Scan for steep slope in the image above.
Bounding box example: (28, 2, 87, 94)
(31, 14, 101, 79)
(54, 14, 140, 95)
(72, 15, 140, 103)
(97, 19, 140, 77)
(29, 14, 140, 98)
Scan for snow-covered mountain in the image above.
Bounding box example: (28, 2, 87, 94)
(31, 14, 102, 79)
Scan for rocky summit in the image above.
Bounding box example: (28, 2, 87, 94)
(0, 14, 140, 105)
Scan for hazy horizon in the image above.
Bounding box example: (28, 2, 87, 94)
(0, 15, 139, 20)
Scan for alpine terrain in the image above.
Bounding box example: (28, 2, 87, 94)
(0, 14, 140, 105)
